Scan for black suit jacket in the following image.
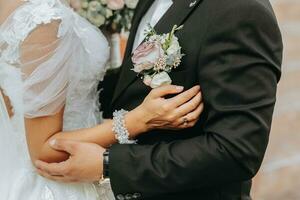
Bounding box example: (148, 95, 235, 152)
(101, 0, 283, 199)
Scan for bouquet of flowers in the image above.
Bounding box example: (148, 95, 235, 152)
(132, 24, 184, 88)
(71, 0, 139, 68)
(76, 0, 139, 33)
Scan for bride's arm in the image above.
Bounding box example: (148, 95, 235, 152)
(26, 108, 143, 163)
(28, 110, 142, 163)
(27, 85, 202, 163)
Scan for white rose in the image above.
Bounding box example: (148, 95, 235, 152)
(87, 11, 106, 27)
(81, 0, 89, 9)
(124, 0, 138, 9)
(150, 72, 172, 88)
(88, 1, 101, 12)
(166, 36, 181, 56)
(105, 8, 113, 18)
(143, 75, 152, 86)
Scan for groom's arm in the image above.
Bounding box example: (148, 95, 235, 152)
(109, 1, 283, 199)
(99, 68, 121, 118)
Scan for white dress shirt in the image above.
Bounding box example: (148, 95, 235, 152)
(132, 0, 173, 51)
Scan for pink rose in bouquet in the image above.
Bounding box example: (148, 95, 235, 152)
(107, 0, 125, 10)
(132, 41, 165, 73)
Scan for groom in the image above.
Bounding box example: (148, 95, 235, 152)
(36, 0, 283, 199)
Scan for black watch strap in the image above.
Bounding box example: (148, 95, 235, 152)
(103, 149, 110, 179)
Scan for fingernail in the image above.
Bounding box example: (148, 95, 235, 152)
(49, 139, 56, 147)
(176, 86, 184, 91)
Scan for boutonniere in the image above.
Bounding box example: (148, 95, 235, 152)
(132, 24, 184, 88)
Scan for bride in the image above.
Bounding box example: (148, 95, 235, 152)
(0, 0, 203, 199)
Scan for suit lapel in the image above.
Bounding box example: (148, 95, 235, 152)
(111, 0, 154, 105)
(154, 0, 202, 34)
(112, 0, 203, 105)
(123, 0, 155, 60)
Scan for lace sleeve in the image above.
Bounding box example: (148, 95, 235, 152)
(20, 20, 69, 118)
(0, 0, 75, 118)
(1, 0, 109, 124)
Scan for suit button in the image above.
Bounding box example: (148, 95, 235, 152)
(125, 194, 132, 200)
(116, 194, 125, 200)
(132, 193, 141, 199)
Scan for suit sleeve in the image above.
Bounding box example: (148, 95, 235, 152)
(99, 68, 121, 118)
(109, 2, 283, 199)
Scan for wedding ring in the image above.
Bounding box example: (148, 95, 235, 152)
(183, 117, 189, 126)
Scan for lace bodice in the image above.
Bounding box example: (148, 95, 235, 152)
(0, 0, 112, 199)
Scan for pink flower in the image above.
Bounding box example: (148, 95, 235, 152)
(107, 0, 125, 10)
(132, 41, 164, 73)
(69, 0, 81, 11)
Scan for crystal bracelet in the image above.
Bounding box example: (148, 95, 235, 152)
(112, 109, 137, 144)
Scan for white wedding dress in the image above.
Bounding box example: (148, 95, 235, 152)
(0, 0, 114, 199)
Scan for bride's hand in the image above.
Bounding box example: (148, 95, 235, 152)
(127, 85, 203, 136)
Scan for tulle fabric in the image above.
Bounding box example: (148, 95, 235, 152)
(0, 0, 113, 199)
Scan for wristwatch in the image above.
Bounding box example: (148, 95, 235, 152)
(103, 148, 110, 179)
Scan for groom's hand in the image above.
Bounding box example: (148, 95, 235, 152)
(35, 139, 105, 183)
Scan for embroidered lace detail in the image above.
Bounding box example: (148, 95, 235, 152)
(0, 0, 70, 63)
